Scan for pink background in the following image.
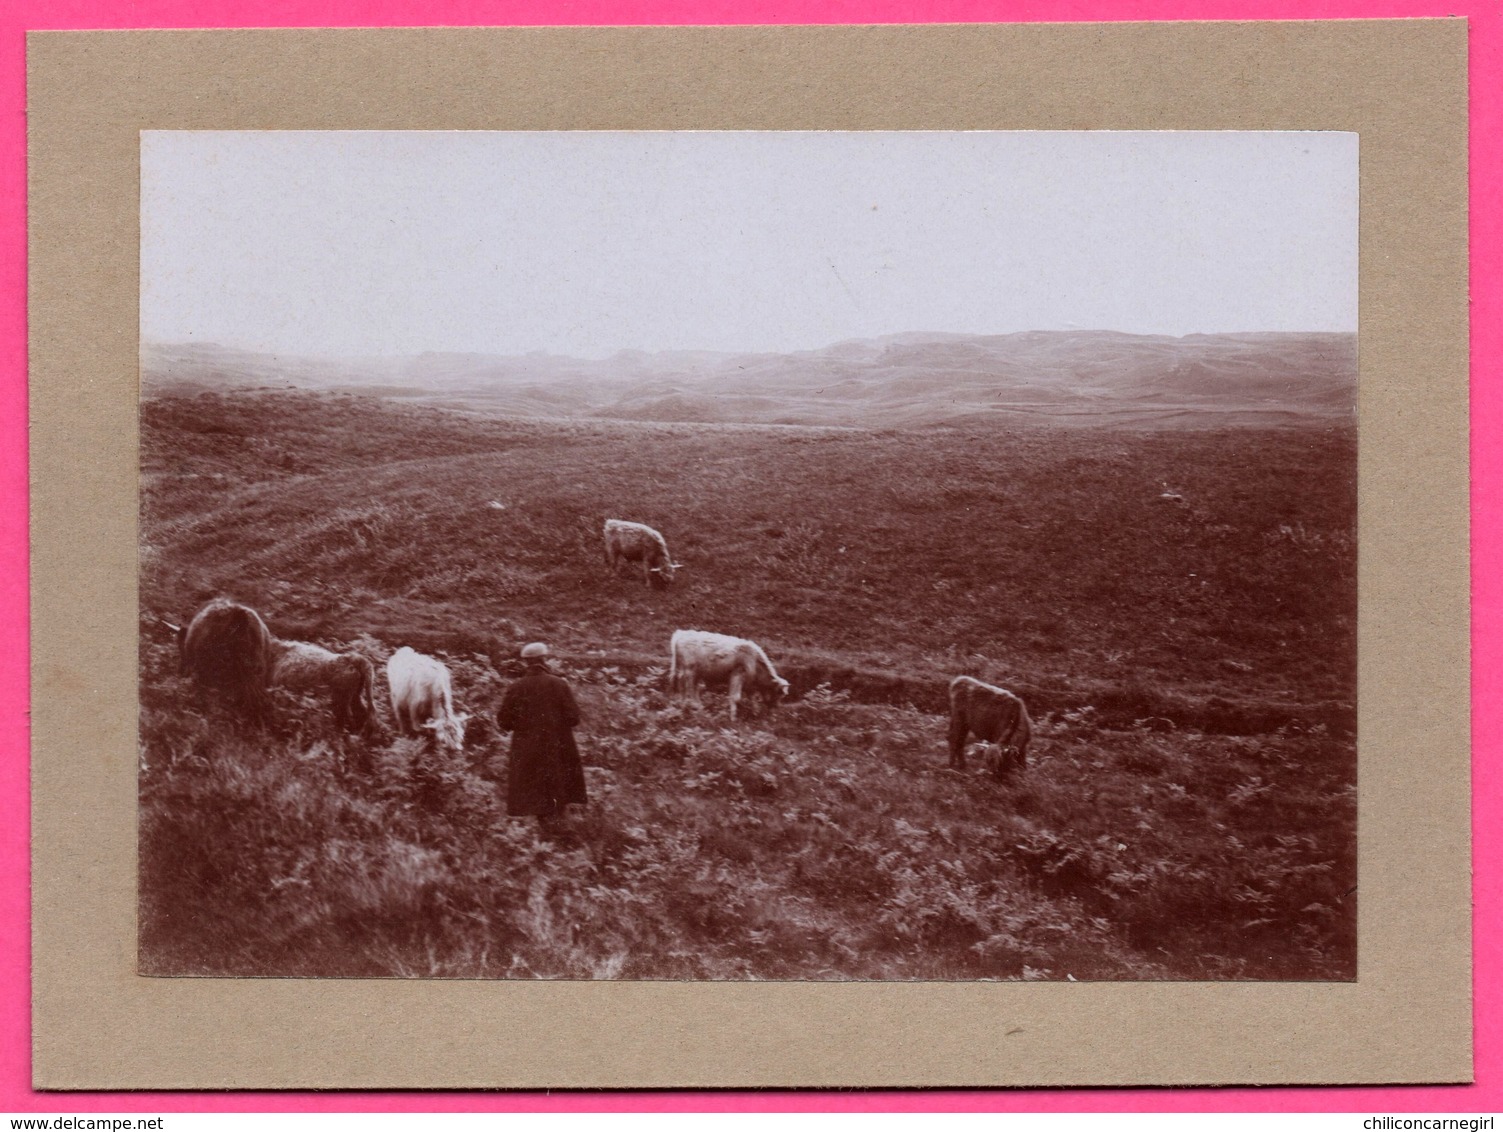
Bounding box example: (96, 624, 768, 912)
(2, 0, 1494, 1114)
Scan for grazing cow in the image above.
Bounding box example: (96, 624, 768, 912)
(947, 675, 1031, 779)
(669, 629, 790, 721)
(178, 599, 276, 720)
(270, 641, 376, 733)
(604, 519, 682, 588)
(386, 646, 468, 751)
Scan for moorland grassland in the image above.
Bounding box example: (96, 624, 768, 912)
(138, 384, 1356, 980)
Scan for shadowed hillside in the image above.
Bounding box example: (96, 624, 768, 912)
(142, 329, 1356, 430)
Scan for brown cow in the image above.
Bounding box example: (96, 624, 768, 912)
(604, 519, 681, 588)
(669, 629, 789, 721)
(178, 599, 276, 720)
(947, 675, 1031, 779)
(270, 640, 376, 732)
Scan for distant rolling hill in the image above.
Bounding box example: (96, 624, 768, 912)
(141, 330, 1356, 429)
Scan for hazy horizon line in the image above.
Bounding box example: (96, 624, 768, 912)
(141, 325, 1358, 365)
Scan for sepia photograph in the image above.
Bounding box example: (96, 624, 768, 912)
(137, 129, 1358, 983)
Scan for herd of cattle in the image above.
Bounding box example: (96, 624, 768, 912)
(164, 518, 1033, 779)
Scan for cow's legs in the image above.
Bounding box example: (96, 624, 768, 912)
(727, 672, 744, 722)
(947, 714, 969, 770)
(335, 675, 364, 733)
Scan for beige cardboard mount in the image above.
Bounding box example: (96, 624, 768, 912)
(28, 23, 1470, 1089)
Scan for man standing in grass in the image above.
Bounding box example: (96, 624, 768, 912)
(497, 642, 587, 837)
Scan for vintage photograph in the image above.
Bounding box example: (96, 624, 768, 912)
(137, 130, 1358, 981)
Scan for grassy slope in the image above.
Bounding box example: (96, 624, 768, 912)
(139, 390, 1357, 980)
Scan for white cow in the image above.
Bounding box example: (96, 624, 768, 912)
(669, 629, 790, 721)
(604, 519, 682, 588)
(385, 647, 468, 751)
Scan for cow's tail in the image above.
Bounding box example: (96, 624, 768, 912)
(668, 635, 681, 697)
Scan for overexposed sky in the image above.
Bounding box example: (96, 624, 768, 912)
(141, 130, 1357, 359)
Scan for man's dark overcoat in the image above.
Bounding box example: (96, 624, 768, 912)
(497, 666, 586, 816)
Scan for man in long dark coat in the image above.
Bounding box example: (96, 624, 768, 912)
(497, 642, 586, 832)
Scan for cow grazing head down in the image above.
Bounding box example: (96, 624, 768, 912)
(179, 598, 276, 721)
(386, 646, 469, 752)
(947, 675, 1031, 780)
(668, 629, 788, 722)
(604, 519, 683, 588)
(269, 640, 377, 734)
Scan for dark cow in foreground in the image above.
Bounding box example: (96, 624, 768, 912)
(178, 599, 276, 720)
(604, 519, 682, 588)
(270, 640, 376, 733)
(669, 629, 789, 721)
(386, 646, 468, 751)
(947, 675, 1031, 779)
